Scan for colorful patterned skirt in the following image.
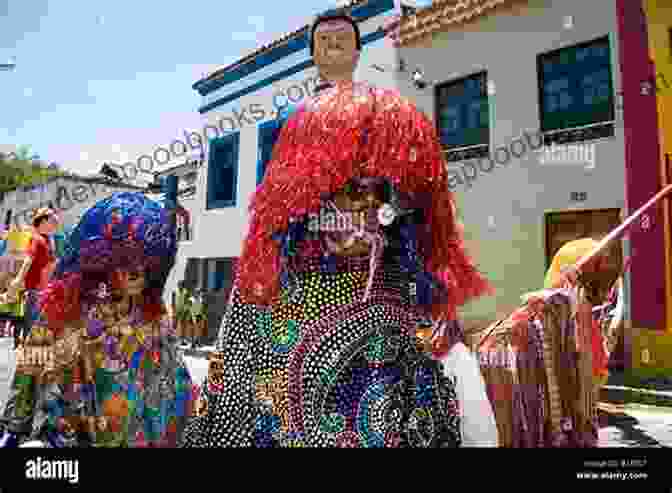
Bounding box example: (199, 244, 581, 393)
(182, 260, 461, 448)
(0, 317, 193, 448)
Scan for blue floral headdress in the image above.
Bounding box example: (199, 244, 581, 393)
(55, 192, 177, 281)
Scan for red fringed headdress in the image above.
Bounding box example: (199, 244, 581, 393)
(39, 272, 82, 334)
(237, 82, 492, 319)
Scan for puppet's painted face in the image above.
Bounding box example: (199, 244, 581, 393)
(112, 269, 146, 296)
(312, 19, 359, 75)
(324, 179, 384, 257)
(96, 416, 107, 432)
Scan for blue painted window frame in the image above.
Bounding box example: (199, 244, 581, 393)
(434, 71, 489, 150)
(537, 36, 615, 133)
(206, 132, 240, 210)
(257, 118, 287, 185)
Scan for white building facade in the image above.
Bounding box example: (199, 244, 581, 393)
(394, 0, 631, 327)
(154, 153, 203, 243)
(166, 0, 401, 336)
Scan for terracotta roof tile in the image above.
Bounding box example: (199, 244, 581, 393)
(395, 0, 517, 46)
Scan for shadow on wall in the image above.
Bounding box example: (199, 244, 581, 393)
(457, 218, 544, 329)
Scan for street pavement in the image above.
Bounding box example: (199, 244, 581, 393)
(2, 349, 671, 447)
(598, 403, 672, 447)
(184, 354, 208, 387)
(181, 354, 672, 447)
(0, 338, 16, 416)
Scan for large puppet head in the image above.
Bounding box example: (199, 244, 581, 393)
(239, 82, 493, 320)
(310, 11, 361, 81)
(41, 192, 177, 328)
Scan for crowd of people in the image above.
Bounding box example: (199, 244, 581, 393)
(0, 9, 623, 448)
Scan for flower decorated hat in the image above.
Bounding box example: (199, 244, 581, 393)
(41, 192, 177, 329)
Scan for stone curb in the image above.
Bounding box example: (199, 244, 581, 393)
(180, 347, 215, 359)
(600, 385, 672, 408)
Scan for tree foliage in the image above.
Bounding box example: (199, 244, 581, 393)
(0, 145, 64, 194)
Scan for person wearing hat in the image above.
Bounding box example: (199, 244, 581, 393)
(543, 238, 612, 389)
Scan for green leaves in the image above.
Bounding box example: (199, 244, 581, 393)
(0, 153, 63, 193)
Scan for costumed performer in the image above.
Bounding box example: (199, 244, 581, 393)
(182, 10, 495, 448)
(543, 238, 612, 389)
(0, 192, 194, 447)
(474, 237, 615, 447)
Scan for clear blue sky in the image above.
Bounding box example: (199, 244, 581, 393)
(0, 0, 344, 176)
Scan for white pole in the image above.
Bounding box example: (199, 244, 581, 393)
(0, 335, 17, 417)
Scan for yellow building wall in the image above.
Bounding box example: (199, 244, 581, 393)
(632, 1, 672, 376)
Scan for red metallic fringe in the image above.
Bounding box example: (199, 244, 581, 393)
(236, 82, 493, 318)
(39, 272, 82, 330)
(39, 273, 165, 331)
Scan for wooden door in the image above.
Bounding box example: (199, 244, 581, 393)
(545, 208, 625, 368)
(545, 208, 623, 272)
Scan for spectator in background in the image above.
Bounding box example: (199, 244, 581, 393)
(190, 289, 205, 348)
(176, 281, 192, 345)
(0, 225, 7, 256)
(9, 208, 59, 334)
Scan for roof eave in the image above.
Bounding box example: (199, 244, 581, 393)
(192, 0, 376, 95)
(396, 0, 516, 47)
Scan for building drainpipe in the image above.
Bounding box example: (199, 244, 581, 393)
(621, 235, 633, 371)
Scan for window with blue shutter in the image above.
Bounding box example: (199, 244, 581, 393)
(205, 258, 233, 291)
(207, 261, 217, 291)
(435, 71, 489, 159)
(207, 132, 240, 209)
(257, 118, 286, 185)
(537, 36, 614, 133)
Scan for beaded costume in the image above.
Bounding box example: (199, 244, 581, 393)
(182, 82, 493, 448)
(0, 193, 193, 447)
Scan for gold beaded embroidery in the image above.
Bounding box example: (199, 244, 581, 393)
(207, 352, 226, 388)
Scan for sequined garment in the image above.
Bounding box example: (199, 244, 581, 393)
(182, 257, 461, 448)
(0, 311, 192, 448)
